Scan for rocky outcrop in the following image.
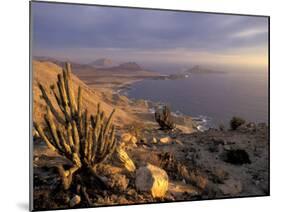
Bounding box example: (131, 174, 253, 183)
(121, 133, 137, 147)
(135, 163, 169, 198)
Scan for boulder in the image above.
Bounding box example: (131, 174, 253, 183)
(121, 133, 137, 147)
(69, 195, 81, 207)
(152, 137, 158, 144)
(136, 163, 169, 198)
(159, 136, 172, 144)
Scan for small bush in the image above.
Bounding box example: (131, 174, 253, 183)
(230, 116, 246, 130)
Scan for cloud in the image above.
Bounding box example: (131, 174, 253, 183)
(31, 1, 268, 68)
(231, 27, 268, 38)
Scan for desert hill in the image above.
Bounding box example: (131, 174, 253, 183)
(32, 60, 138, 127)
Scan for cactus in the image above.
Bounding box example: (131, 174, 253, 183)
(34, 62, 117, 192)
(155, 106, 176, 130)
(115, 147, 136, 172)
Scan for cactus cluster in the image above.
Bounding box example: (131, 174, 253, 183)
(155, 106, 176, 130)
(34, 62, 117, 190)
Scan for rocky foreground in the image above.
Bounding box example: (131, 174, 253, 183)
(33, 121, 268, 210)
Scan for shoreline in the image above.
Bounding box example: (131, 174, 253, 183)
(113, 75, 268, 131)
(114, 77, 209, 132)
(76, 73, 200, 133)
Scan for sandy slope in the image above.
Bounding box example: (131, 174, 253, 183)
(32, 60, 136, 127)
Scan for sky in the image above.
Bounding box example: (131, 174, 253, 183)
(32, 2, 269, 70)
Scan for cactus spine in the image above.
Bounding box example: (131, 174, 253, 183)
(34, 62, 117, 190)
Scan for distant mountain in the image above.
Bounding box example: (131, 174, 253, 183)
(116, 62, 142, 71)
(94, 62, 159, 77)
(186, 65, 226, 74)
(33, 57, 159, 77)
(90, 58, 113, 68)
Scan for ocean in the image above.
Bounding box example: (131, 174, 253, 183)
(125, 70, 268, 129)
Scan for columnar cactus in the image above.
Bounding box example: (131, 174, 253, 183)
(155, 106, 176, 130)
(34, 62, 117, 190)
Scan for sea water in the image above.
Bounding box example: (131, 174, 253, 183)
(126, 70, 268, 129)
